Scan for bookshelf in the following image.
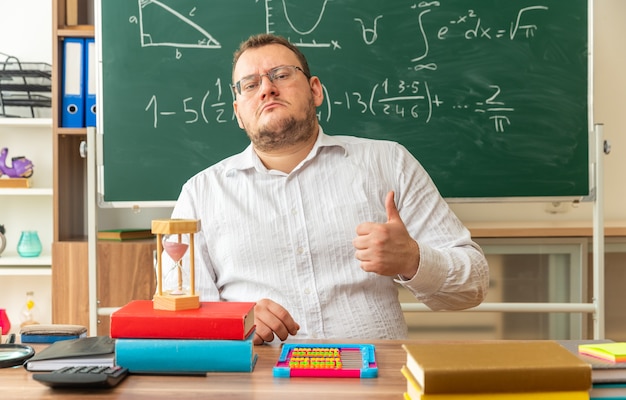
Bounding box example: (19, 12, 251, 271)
(51, 0, 157, 335)
(50, 0, 90, 331)
(0, 117, 54, 331)
(0, 118, 53, 254)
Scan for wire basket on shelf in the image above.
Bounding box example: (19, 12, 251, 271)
(0, 52, 52, 118)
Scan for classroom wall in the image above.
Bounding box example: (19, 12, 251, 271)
(1, 0, 624, 226)
(0, 0, 52, 64)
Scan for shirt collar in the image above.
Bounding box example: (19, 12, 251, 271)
(224, 126, 348, 175)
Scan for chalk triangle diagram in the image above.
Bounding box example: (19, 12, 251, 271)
(138, 0, 221, 49)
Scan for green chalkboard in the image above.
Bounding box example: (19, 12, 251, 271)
(99, 0, 589, 204)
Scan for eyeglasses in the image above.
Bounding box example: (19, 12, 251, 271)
(231, 65, 308, 97)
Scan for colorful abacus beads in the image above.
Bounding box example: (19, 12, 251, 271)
(288, 348, 343, 369)
(291, 347, 340, 357)
(273, 344, 378, 378)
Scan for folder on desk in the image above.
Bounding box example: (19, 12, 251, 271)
(84, 37, 96, 127)
(61, 37, 85, 128)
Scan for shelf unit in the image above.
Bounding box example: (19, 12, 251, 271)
(50, 0, 91, 331)
(51, 0, 158, 334)
(0, 117, 53, 332)
(0, 116, 53, 257)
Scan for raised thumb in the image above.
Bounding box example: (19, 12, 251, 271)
(385, 191, 401, 223)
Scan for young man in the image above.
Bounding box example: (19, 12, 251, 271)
(169, 33, 489, 345)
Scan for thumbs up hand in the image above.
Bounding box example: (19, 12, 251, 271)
(353, 191, 420, 279)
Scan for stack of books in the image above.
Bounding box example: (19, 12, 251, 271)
(560, 340, 626, 400)
(110, 300, 257, 374)
(401, 341, 592, 399)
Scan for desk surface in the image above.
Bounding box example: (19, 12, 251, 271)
(3, 340, 408, 399)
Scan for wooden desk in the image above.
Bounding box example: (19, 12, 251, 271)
(3, 340, 407, 399)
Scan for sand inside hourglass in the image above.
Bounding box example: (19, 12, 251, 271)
(163, 241, 189, 295)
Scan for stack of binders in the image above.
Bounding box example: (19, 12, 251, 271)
(401, 341, 593, 399)
(61, 37, 96, 128)
(110, 300, 257, 374)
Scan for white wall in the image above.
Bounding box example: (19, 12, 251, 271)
(593, 0, 626, 222)
(0, 0, 52, 63)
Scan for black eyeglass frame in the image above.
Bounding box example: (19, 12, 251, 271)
(231, 65, 309, 96)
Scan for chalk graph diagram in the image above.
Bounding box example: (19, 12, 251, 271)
(137, 0, 221, 49)
(135, 0, 339, 51)
(133, 0, 428, 60)
(266, 0, 330, 36)
(265, 0, 345, 49)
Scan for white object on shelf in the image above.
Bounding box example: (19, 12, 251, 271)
(0, 188, 52, 195)
(0, 253, 51, 267)
(0, 266, 51, 276)
(0, 117, 52, 127)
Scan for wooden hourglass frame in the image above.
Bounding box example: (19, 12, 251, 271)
(152, 219, 201, 311)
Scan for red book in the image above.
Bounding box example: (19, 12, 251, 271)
(110, 300, 255, 340)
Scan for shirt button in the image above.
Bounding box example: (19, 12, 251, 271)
(296, 247, 304, 254)
(303, 288, 311, 295)
(291, 208, 297, 215)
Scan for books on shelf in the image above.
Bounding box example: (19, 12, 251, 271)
(401, 341, 592, 395)
(401, 366, 590, 400)
(559, 340, 626, 384)
(24, 336, 115, 372)
(114, 331, 258, 374)
(97, 228, 155, 241)
(110, 300, 255, 340)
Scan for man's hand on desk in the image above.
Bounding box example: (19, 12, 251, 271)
(353, 191, 420, 280)
(253, 298, 300, 345)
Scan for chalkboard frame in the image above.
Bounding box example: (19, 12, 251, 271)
(95, 0, 592, 208)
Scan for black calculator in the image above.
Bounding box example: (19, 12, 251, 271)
(32, 365, 128, 388)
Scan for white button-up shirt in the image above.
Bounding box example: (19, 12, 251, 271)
(169, 128, 489, 340)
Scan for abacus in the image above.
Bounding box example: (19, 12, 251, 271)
(273, 344, 378, 378)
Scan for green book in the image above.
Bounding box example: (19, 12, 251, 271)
(97, 229, 155, 241)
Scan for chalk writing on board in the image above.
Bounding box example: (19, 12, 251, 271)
(411, 4, 549, 68)
(135, 0, 221, 49)
(132, 2, 550, 53)
(129, 1, 549, 133)
(101, 0, 589, 202)
(142, 79, 514, 133)
(353, 16, 383, 45)
(274, 0, 331, 36)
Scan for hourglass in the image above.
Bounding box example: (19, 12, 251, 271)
(152, 219, 201, 311)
